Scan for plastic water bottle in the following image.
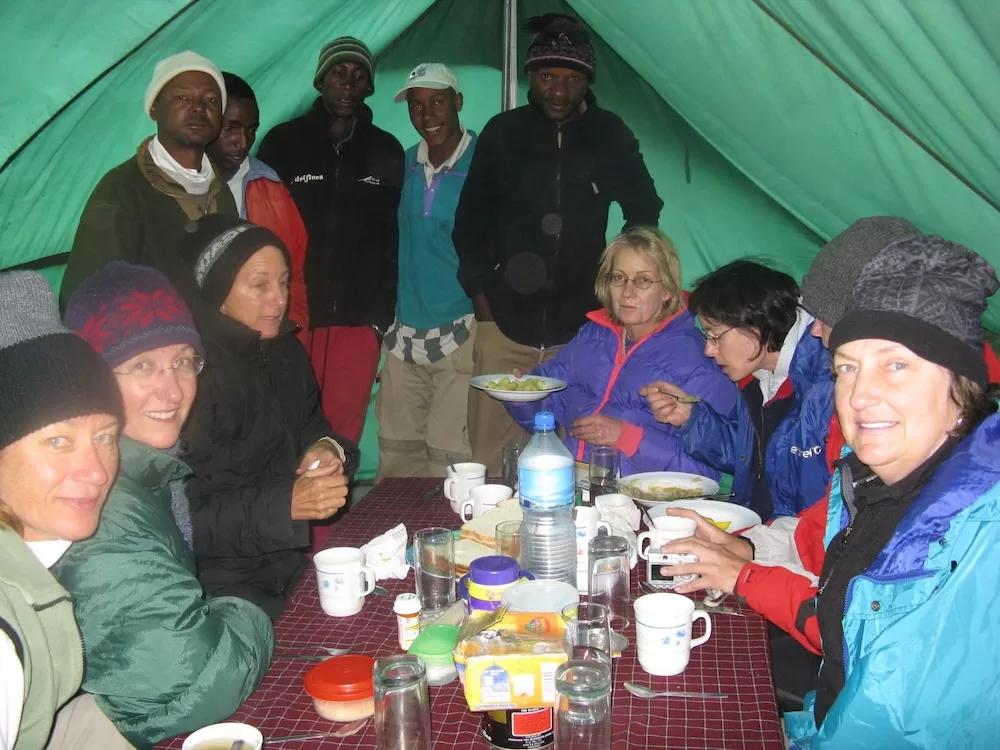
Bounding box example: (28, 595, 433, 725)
(519, 412, 577, 586)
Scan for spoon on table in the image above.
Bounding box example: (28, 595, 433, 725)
(624, 681, 728, 700)
(332, 717, 371, 738)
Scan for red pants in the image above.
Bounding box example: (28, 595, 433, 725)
(308, 325, 380, 443)
(308, 325, 379, 551)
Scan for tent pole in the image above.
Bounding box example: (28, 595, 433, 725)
(502, 0, 518, 111)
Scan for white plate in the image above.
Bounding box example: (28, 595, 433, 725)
(645, 499, 761, 532)
(501, 580, 579, 613)
(470, 374, 568, 402)
(619, 471, 720, 508)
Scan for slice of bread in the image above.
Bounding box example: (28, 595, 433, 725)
(459, 497, 523, 548)
(455, 537, 494, 576)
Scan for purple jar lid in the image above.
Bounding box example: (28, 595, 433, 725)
(470, 555, 520, 586)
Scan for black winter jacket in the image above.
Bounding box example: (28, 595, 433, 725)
(453, 94, 663, 348)
(182, 310, 359, 621)
(258, 100, 404, 330)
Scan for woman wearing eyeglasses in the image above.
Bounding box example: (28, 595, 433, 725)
(178, 215, 359, 621)
(59, 262, 273, 747)
(505, 228, 736, 477)
(642, 260, 834, 522)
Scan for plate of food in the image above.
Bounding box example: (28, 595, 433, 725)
(619, 471, 720, 508)
(645, 498, 761, 533)
(470, 374, 567, 402)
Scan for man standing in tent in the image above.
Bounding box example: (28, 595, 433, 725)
(376, 64, 477, 479)
(61, 51, 237, 306)
(207, 72, 310, 341)
(258, 38, 404, 445)
(453, 14, 663, 474)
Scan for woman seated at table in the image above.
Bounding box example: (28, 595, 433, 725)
(660, 235, 1000, 748)
(0, 272, 132, 750)
(642, 260, 832, 521)
(57, 262, 274, 748)
(179, 215, 360, 620)
(505, 227, 736, 477)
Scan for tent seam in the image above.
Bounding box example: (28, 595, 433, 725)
(0, 0, 203, 177)
(748, 0, 1000, 217)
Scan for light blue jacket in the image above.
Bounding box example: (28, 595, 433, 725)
(787, 411, 1000, 749)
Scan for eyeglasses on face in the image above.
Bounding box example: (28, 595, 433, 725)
(702, 327, 734, 347)
(113, 355, 205, 381)
(607, 271, 663, 291)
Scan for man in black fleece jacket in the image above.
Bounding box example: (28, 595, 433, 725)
(453, 14, 663, 474)
(258, 37, 404, 454)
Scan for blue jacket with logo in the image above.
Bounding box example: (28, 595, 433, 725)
(786, 412, 1000, 749)
(396, 133, 477, 330)
(678, 330, 833, 519)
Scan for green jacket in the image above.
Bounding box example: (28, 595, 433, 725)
(0, 527, 83, 750)
(60, 136, 237, 308)
(53, 437, 274, 749)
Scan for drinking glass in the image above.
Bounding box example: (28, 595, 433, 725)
(495, 520, 522, 560)
(413, 527, 455, 613)
(554, 660, 612, 750)
(374, 654, 432, 750)
(588, 447, 619, 503)
(588, 536, 631, 644)
(561, 602, 613, 664)
(502, 439, 526, 491)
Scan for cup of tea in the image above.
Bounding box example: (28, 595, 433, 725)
(182, 723, 263, 750)
(313, 547, 376, 617)
(634, 593, 711, 676)
(460, 484, 513, 522)
(444, 462, 487, 513)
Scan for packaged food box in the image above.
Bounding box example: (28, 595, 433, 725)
(455, 611, 568, 711)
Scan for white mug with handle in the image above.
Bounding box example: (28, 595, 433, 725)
(314, 547, 376, 617)
(444, 462, 487, 513)
(634, 592, 712, 676)
(461, 483, 513, 522)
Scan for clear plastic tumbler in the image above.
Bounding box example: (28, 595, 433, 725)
(374, 654, 432, 750)
(554, 659, 612, 750)
(561, 602, 613, 664)
(588, 535, 631, 647)
(413, 527, 456, 613)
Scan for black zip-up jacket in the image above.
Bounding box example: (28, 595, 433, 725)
(453, 93, 662, 348)
(181, 310, 359, 621)
(258, 100, 404, 330)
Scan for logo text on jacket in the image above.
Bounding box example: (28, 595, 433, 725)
(292, 173, 325, 184)
(790, 444, 824, 459)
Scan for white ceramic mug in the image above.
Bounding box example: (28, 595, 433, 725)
(634, 593, 712, 676)
(638, 516, 697, 589)
(313, 547, 376, 617)
(444, 462, 487, 513)
(461, 483, 513, 522)
(574, 506, 612, 563)
(182, 722, 263, 750)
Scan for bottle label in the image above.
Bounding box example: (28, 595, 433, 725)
(519, 465, 574, 509)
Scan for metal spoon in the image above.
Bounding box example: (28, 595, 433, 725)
(655, 388, 701, 404)
(624, 681, 727, 699)
(265, 732, 335, 744)
(332, 717, 371, 738)
(229, 741, 245, 750)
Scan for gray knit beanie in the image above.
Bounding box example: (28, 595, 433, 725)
(829, 235, 999, 388)
(0, 272, 123, 451)
(800, 217, 921, 327)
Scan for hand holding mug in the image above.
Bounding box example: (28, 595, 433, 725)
(658, 536, 747, 596)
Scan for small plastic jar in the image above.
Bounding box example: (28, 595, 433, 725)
(394, 593, 422, 650)
(408, 624, 460, 686)
(303, 655, 375, 721)
(468, 556, 521, 611)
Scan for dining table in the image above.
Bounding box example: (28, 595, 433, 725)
(159, 477, 785, 749)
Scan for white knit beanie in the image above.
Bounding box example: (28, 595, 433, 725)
(144, 51, 227, 119)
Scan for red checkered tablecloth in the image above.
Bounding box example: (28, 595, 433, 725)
(160, 478, 783, 749)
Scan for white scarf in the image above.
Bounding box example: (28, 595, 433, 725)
(147, 136, 213, 196)
(754, 307, 815, 403)
(226, 157, 251, 218)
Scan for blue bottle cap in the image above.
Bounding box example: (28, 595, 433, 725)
(534, 411, 556, 430)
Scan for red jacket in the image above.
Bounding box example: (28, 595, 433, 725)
(240, 158, 310, 346)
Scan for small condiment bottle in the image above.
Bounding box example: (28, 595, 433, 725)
(394, 592, 422, 650)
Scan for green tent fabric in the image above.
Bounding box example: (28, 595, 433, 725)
(2, 0, 999, 479)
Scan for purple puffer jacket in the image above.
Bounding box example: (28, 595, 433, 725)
(505, 307, 738, 477)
